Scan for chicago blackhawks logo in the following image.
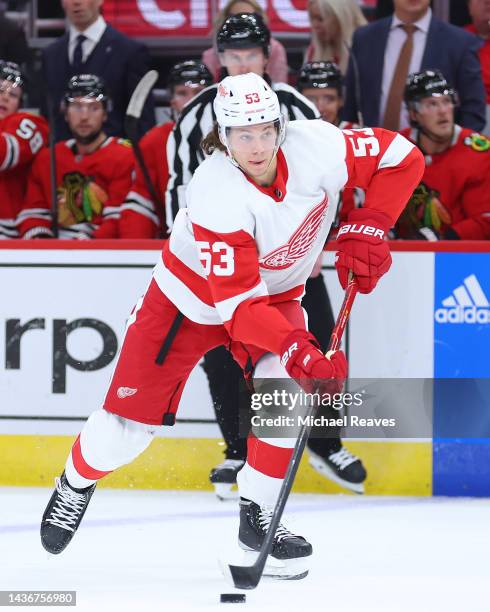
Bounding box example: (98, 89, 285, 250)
(464, 133, 490, 153)
(57, 171, 107, 226)
(395, 182, 451, 239)
(259, 197, 328, 270)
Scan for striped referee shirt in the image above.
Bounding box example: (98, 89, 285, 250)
(165, 81, 320, 229)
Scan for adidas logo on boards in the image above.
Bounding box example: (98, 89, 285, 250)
(435, 274, 490, 324)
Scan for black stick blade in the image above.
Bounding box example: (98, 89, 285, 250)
(227, 562, 263, 590)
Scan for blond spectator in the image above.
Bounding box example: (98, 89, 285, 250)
(305, 0, 366, 73)
(201, 0, 288, 83)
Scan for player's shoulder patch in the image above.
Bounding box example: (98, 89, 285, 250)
(116, 138, 132, 148)
(463, 132, 490, 153)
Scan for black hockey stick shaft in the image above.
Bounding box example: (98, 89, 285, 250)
(227, 273, 358, 590)
(45, 91, 58, 238)
(123, 70, 166, 235)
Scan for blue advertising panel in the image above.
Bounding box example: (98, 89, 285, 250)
(433, 253, 490, 496)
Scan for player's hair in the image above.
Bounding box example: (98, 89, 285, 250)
(201, 123, 227, 155)
(307, 0, 366, 73)
(211, 0, 268, 39)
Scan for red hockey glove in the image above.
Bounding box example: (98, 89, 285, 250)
(335, 209, 392, 294)
(280, 329, 348, 398)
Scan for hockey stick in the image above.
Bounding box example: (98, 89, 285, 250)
(47, 96, 58, 237)
(225, 272, 358, 590)
(45, 87, 59, 237)
(124, 70, 166, 235)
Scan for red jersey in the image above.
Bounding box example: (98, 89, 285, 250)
(398, 126, 490, 240)
(330, 120, 361, 234)
(0, 112, 49, 238)
(119, 121, 173, 238)
(465, 25, 490, 103)
(19, 137, 135, 239)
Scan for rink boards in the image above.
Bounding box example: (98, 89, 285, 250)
(0, 241, 489, 496)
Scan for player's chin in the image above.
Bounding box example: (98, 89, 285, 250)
(435, 124, 452, 139)
(246, 157, 273, 176)
(73, 127, 95, 139)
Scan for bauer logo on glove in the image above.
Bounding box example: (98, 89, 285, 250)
(337, 224, 385, 240)
(335, 208, 392, 294)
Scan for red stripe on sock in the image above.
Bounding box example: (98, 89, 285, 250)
(71, 434, 112, 480)
(246, 433, 294, 479)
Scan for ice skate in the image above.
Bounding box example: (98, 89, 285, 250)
(308, 445, 367, 494)
(40, 472, 96, 554)
(209, 459, 244, 501)
(238, 498, 312, 580)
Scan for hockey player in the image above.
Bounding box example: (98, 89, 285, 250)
(0, 60, 48, 238)
(18, 74, 134, 239)
(395, 70, 490, 240)
(164, 13, 320, 500)
(40, 73, 424, 580)
(119, 61, 213, 238)
(297, 61, 348, 127)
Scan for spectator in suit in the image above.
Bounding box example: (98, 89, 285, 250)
(343, 0, 486, 131)
(0, 3, 29, 66)
(42, 0, 155, 141)
(375, 0, 394, 20)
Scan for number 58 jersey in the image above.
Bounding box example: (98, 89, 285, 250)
(153, 120, 423, 333)
(0, 112, 49, 238)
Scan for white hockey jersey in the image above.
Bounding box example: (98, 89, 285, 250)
(153, 120, 423, 355)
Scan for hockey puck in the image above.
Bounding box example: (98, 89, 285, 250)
(220, 593, 246, 604)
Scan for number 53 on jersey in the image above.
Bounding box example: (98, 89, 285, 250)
(196, 241, 235, 276)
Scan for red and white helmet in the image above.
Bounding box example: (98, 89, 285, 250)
(213, 73, 286, 163)
(214, 72, 281, 127)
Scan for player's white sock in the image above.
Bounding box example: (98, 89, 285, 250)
(65, 408, 155, 489)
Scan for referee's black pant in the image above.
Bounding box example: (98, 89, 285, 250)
(202, 274, 343, 461)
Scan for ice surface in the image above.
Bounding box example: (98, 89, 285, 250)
(1, 488, 489, 612)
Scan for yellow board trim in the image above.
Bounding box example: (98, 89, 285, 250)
(0, 435, 432, 495)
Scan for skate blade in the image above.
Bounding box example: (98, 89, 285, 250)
(308, 454, 365, 494)
(214, 483, 239, 501)
(241, 549, 310, 581)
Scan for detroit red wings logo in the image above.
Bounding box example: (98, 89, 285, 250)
(259, 197, 329, 270)
(218, 83, 228, 98)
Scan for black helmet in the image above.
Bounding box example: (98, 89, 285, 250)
(168, 61, 213, 89)
(63, 74, 112, 110)
(404, 70, 458, 107)
(217, 13, 270, 56)
(297, 62, 342, 94)
(0, 60, 24, 88)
